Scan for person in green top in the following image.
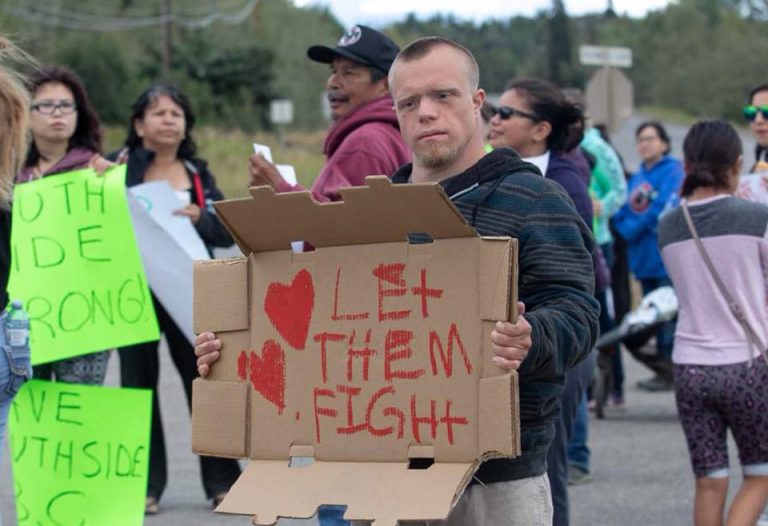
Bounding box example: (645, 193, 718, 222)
(585, 128, 627, 249)
(583, 126, 627, 400)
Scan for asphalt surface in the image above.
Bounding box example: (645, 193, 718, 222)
(0, 117, 758, 525)
(0, 346, 712, 526)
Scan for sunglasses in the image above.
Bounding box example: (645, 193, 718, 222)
(743, 105, 768, 122)
(493, 105, 540, 122)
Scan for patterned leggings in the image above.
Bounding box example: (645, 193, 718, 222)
(674, 359, 768, 479)
(33, 350, 111, 385)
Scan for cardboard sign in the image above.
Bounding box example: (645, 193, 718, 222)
(9, 380, 151, 526)
(128, 182, 211, 344)
(9, 167, 159, 365)
(192, 177, 520, 525)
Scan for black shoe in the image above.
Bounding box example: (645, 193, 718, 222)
(567, 465, 592, 486)
(637, 375, 673, 392)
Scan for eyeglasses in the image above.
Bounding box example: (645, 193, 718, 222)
(31, 100, 77, 115)
(743, 105, 768, 122)
(493, 105, 540, 122)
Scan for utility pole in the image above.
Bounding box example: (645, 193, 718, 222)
(161, 0, 172, 80)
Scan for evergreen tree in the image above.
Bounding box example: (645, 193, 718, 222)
(547, 0, 577, 86)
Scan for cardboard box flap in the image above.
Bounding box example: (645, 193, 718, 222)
(192, 379, 248, 458)
(214, 176, 477, 254)
(478, 237, 518, 322)
(479, 373, 521, 457)
(193, 258, 249, 333)
(218, 460, 475, 525)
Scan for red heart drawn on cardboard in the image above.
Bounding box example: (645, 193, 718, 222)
(264, 269, 315, 350)
(250, 340, 286, 414)
(237, 350, 248, 381)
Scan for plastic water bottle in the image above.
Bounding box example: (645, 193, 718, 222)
(6, 300, 29, 350)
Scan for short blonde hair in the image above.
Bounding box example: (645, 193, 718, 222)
(0, 36, 33, 207)
(389, 36, 480, 92)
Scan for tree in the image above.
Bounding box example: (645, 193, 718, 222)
(547, 0, 577, 86)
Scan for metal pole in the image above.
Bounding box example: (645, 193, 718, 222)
(604, 64, 615, 134)
(161, 0, 172, 80)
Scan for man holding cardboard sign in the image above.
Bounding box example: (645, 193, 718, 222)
(196, 37, 598, 525)
(384, 37, 599, 525)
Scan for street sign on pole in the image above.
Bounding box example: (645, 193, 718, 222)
(586, 67, 634, 134)
(580, 45, 634, 133)
(579, 45, 633, 68)
(270, 99, 294, 149)
(270, 99, 294, 125)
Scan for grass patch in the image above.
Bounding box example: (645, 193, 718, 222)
(103, 126, 327, 199)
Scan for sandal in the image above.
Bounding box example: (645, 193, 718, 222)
(145, 496, 160, 515)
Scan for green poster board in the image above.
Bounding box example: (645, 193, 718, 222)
(9, 380, 152, 525)
(8, 166, 159, 365)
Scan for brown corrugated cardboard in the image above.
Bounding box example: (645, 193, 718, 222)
(192, 177, 520, 525)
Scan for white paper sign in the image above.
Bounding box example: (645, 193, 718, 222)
(128, 182, 212, 344)
(252, 143, 273, 163)
(129, 182, 210, 261)
(276, 164, 298, 185)
(736, 172, 768, 205)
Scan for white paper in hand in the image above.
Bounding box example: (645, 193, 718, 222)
(127, 182, 211, 345)
(276, 165, 298, 185)
(129, 181, 210, 261)
(252, 143, 273, 163)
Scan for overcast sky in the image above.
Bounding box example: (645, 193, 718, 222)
(293, 0, 674, 27)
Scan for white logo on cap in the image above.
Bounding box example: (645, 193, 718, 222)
(338, 26, 362, 47)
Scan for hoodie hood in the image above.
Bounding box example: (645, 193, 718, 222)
(324, 95, 399, 157)
(16, 147, 96, 184)
(392, 147, 540, 197)
(392, 148, 541, 227)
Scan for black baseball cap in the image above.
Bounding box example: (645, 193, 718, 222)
(307, 25, 400, 75)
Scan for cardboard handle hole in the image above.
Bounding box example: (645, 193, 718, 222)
(288, 456, 315, 468)
(407, 233, 434, 244)
(291, 241, 315, 253)
(408, 458, 435, 470)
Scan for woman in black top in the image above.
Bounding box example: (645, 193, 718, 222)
(110, 84, 239, 514)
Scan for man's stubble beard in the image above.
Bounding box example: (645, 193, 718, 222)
(416, 141, 461, 170)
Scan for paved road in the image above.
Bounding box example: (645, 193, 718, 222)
(0, 116, 756, 525)
(1, 347, 713, 526)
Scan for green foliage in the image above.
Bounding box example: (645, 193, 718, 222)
(50, 35, 141, 124)
(251, 0, 343, 129)
(385, 14, 551, 93)
(2, 0, 767, 131)
(595, 0, 768, 120)
(0, 0, 337, 129)
(547, 0, 581, 87)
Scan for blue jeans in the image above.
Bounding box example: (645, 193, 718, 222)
(317, 505, 348, 525)
(567, 395, 590, 472)
(548, 351, 595, 526)
(0, 311, 32, 526)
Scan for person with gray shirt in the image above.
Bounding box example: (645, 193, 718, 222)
(658, 120, 768, 526)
